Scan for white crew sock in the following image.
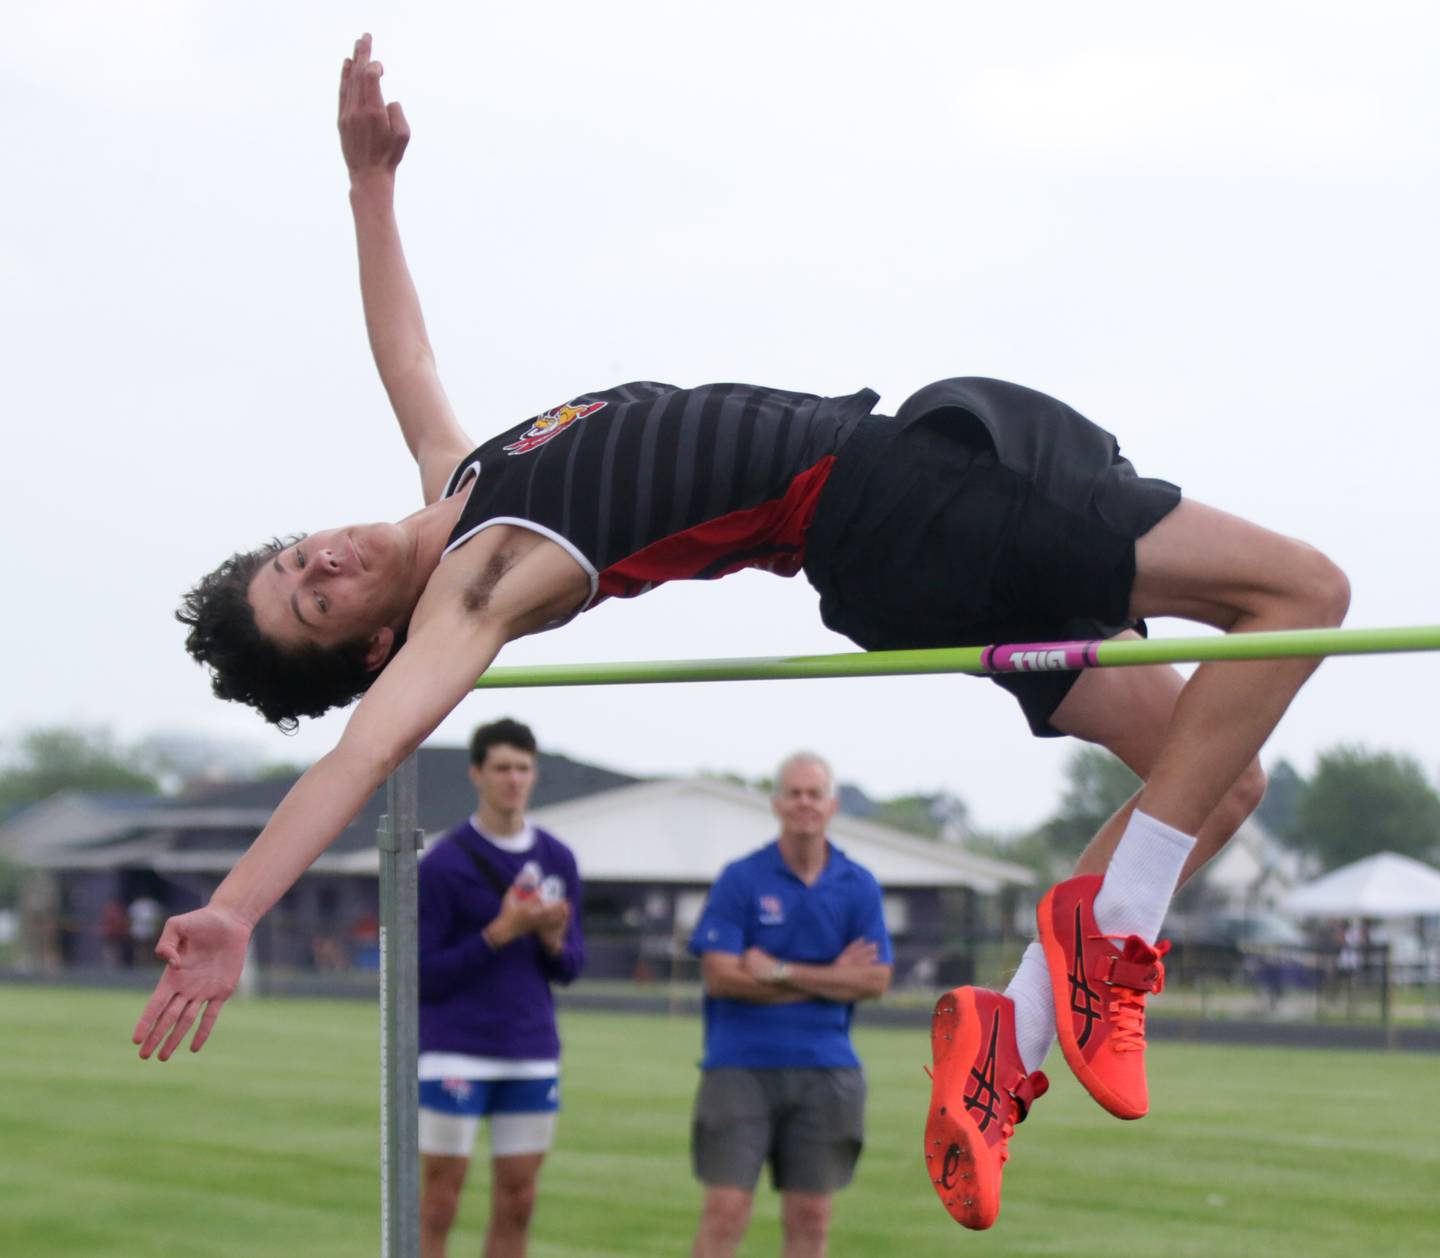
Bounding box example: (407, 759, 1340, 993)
(1003, 941, 1056, 1075)
(1091, 809, 1197, 944)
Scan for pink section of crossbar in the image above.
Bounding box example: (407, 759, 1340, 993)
(980, 640, 1102, 673)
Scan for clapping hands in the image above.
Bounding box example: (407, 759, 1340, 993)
(486, 886, 571, 955)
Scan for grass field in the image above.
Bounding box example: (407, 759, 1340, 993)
(0, 987, 1435, 1257)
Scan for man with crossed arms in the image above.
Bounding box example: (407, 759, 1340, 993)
(689, 753, 892, 1258)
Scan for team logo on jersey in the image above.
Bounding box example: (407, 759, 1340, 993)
(503, 399, 606, 456)
(758, 894, 785, 925)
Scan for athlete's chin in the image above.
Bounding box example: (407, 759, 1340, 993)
(354, 523, 403, 576)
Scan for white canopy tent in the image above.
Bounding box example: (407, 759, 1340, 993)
(1284, 851, 1440, 919)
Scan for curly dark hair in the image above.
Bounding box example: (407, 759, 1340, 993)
(176, 535, 399, 733)
(469, 718, 538, 767)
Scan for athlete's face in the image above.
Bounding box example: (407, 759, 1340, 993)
(248, 523, 410, 655)
(772, 760, 838, 843)
(470, 744, 537, 816)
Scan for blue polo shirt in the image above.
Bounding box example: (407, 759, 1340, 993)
(688, 840, 893, 1070)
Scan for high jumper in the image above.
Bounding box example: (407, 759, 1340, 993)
(133, 34, 1348, 1231)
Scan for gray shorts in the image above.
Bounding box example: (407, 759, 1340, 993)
(691, 1067, 867, 1194)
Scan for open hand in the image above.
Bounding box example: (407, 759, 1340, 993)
(338, 33, 410, 178)
(132, 905, 251, 1061)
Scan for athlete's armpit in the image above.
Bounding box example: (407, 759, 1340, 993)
(462, 549, 520, 616)
(418, 526, 591, 643)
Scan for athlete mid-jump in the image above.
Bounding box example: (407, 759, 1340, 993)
(134, 36, 1348, 1231)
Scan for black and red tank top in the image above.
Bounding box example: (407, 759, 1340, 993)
(442, 381, 879, 618)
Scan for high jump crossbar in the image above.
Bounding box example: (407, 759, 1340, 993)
(471, 625, 1440, 690)
(381, 621, 1440, 1255)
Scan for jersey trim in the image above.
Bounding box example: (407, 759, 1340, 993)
(444, 457, 483, 500)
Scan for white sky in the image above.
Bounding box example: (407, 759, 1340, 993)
(3, 2, 1438, 832)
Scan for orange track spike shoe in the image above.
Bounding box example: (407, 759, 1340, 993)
(923, 987, 1049, 1231)
(1037, 874, 1170, 1120)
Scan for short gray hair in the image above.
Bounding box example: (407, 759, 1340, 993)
(773, 751, 836, 799)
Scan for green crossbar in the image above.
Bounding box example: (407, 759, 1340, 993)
(472, 625, 1440, 690)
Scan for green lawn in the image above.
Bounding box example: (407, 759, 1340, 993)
(0, 987, 1435, 1257)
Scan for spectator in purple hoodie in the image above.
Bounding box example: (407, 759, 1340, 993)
(416, 719, 584, 1258)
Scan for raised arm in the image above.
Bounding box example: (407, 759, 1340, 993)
(340, 34, 472, 504)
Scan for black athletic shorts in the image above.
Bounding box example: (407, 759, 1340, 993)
(803, 377, 1182, 736)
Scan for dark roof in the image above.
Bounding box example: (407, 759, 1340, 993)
(171, 746, 642, 854)
(162, 779, 292, 811)
(838, 783, 877, 818)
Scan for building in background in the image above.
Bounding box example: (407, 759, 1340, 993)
(0, 749, 1031, 985)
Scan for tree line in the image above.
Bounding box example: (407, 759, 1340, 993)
(962, 745, 1440, 882)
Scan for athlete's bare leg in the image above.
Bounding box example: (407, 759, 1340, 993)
(1116, 499, 1349, 835)
(997, 501, 1344, 1117)
(1049, 640, 1267, 886)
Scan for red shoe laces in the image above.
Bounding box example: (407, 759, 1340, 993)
(1095, 936, 1169, 1053)
(1107, 991, 1148, 1052)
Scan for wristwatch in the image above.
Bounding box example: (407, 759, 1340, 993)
(768, 961, 791, 984)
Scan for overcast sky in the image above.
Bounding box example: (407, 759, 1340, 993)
(4, 2, 1438, 833)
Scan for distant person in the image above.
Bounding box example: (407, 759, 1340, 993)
(102, 899, 132, 969)
(416, 719, 583, 1258)
(310, 930, 346, 971)
(18, 870, 63, 974)
(688, 752, 892, 1258)
(348, 910, 380, 970)
(127, 895, 163, 962)
(138, 32, 1349, 1235)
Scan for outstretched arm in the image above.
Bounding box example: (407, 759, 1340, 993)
(132, 610, 509, 1061)
(340, 34, 472, 504)
(134, 532, 590, 1061)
